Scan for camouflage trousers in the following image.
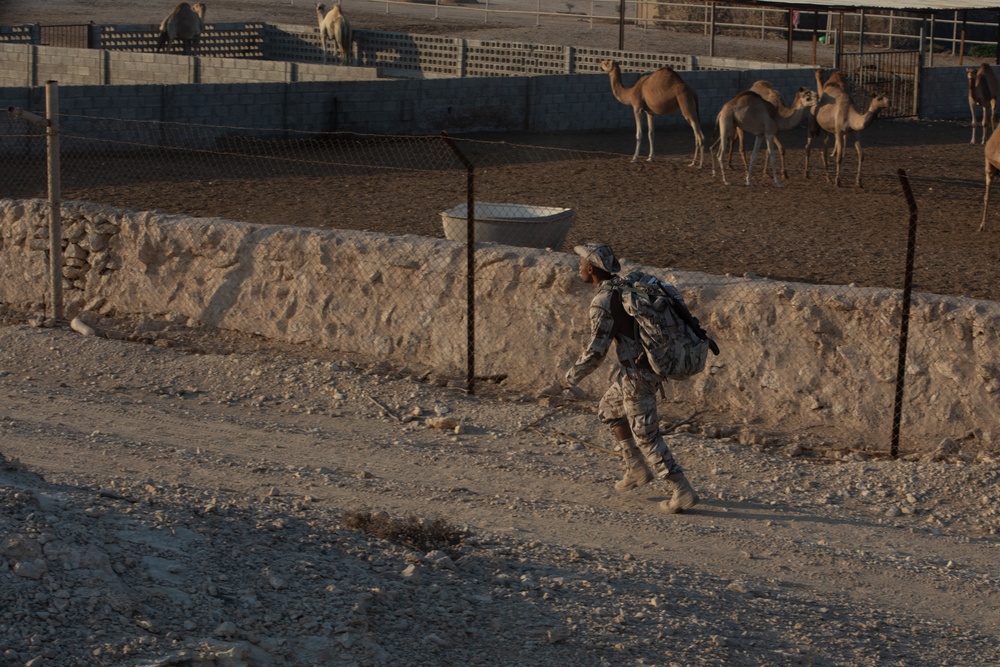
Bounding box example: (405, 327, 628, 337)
(597, 371, 680, 478)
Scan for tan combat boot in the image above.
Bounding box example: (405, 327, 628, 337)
(659, 471, 699, 513)
(614, 439, 654, 492)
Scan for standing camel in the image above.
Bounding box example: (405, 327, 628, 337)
(726, 81, 817, 179)
(317, 2, 352, 65)
(599, 60, 704, 167)
(158, 2, 206, 55)
(804, 92, 889, 188)
(815, 67, 847, 102)
(712, 88, 817, 187)
(968, 63, 999, 145)
(980, 125, 1000, 230)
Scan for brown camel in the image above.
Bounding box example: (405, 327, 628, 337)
(815, 67, 847, 102)
(599, 60, 704, 167)
(158, 2, 206, 55)
(317, 2, 352, 65)
(804, 92, 889, 188)
(980, 126, 1000, 230)
(968, 63, 999, 145)
(712, 88, 818, 187)
(727, 81, 817, 179)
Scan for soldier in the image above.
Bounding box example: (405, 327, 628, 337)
(563, 243, 698, 514)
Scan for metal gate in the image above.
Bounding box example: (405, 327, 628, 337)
(839, 50, 922, 118)
(39, 24, 92, 49)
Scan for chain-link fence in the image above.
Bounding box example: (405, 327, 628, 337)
(2, 102, 1000, 454)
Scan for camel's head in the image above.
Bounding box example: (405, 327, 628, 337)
(870, 93, 890, 113)
(797, 87, 819, 108)
(317, 3, 326, 15)
(967, 67, 976, 78)
(599, 60, 618, 75)
(193, 3, 206, 18)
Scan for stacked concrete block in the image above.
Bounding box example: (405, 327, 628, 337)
(0, 44, 31, 87)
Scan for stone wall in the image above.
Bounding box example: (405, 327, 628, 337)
(2, 198, 998, 451)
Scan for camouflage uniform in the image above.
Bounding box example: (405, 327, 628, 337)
(565, 275, 681, 479)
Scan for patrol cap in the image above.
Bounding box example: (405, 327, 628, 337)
(574, 243, 621, 274)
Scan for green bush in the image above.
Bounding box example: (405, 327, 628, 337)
(970, 44, 997, 59)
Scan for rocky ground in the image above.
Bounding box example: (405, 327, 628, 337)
(2, 311, 999, 667)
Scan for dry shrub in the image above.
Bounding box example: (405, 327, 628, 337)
(342, 509, 465, 551)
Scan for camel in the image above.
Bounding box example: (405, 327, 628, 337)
(980, 126, 1000, 230)
(712, 88, 818, 187)
(316, 2, 352, 65)
(815, 67, 847, 102)
(968, 63, 999, 145)
(804, 92, 890, 188)
(157, 2, 206, 55)
(726, 81, 817, 179)
(599, 60, 704, 167)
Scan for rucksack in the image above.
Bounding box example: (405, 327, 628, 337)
(609, 272, 720, 380)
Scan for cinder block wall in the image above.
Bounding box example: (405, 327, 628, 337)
(1, 67, 826, 139)
(1, 198, 997, 451)
(0, 43, 376, 88)
(921, 66, 972, 120)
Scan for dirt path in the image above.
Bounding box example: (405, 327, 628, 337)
(2, 319, 999, 666)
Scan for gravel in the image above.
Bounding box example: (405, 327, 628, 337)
(1, 312, 999, 667)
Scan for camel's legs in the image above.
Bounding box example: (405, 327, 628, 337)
(630, 110, 644, 162)
(644, 111, 656, 162)
(854, 138, 864, 188)
(819, 134, 833, 184)
(744, 135, 762, 186)
(766, 135, 783, 187)
(715, 125, 732, 185)
(726, 129, 740, 168)
(829, 130, 848, 187)
(982, 163, 998, 231)
(971, 101, 979, 144)
(990, 100, 997, 141)
(771, 137, 787, 180)
(804, 133, 814, 179)
(686, 115, 704, 168)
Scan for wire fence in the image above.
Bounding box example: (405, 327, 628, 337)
(2, 105, 999, 455)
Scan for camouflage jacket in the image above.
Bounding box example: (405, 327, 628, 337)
(565, 276, 653, 386)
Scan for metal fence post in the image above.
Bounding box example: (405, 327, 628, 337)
(441, 132, 476, 395)
(891, 169, 918, 459)
(8, 82, 63, 321)
(45, 80, 62, 322)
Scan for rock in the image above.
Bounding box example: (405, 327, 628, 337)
(70, 317, 96, 337)
(425, 417, 458, 430)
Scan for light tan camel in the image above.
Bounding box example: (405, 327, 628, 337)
(980, 126, 1000, 230)
(804, 92, 889, 188)
(158, 2, 206, 55)
(968, 63, 999, 145)
(712, 88, 818, 187)
(316, 2, 352, 65)
(727, 81, 817, 179)
(599, 60, 704, 167)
